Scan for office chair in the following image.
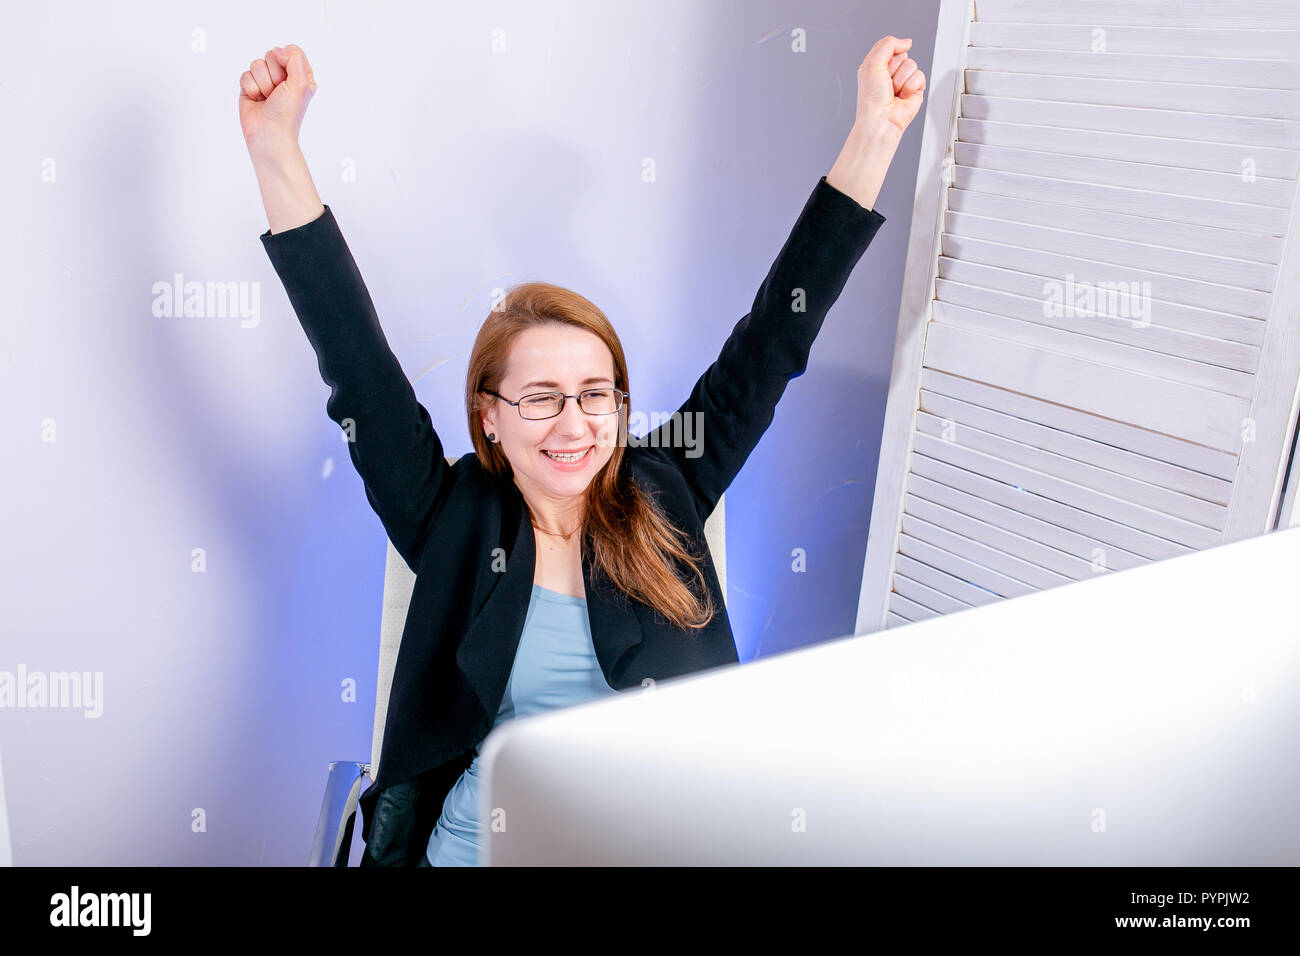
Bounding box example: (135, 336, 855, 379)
(309, 454, 728, 865)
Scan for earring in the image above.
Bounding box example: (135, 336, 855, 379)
(488, 433, 496, 442)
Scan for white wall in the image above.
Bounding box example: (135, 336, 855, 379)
(0, 0, 936, 864)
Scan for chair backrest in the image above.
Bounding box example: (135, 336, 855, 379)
(369, 455, 727, 779)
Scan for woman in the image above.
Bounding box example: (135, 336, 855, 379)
(240, 37, 923, 866)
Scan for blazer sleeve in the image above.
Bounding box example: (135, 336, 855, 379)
(260, 205, 452, 572)
(643, 175, 886, 520)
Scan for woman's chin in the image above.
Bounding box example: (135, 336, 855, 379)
(537, 458, 606, 494)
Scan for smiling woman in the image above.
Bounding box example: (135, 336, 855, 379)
(467, 282, 716, 626)
(241, 36, 917, 865)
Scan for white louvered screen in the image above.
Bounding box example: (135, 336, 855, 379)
(856, 0, 1300, 634)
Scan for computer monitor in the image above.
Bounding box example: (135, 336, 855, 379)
(478, 524, 1300, 865)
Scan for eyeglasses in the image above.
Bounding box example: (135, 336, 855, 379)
(483, 387, 627, 421)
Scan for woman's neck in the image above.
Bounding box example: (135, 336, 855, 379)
(518, 483, 585, 536)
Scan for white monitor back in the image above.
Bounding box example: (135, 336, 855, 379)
(478, 524, 1300, 865)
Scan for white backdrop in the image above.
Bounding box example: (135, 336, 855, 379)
(0, 0, 934, 865)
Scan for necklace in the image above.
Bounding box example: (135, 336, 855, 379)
(531, 521, 581, 541)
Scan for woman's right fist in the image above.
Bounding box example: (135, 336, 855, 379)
(239, 44, 316, 149)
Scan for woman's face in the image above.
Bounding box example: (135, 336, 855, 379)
(483, 324, 622, 505)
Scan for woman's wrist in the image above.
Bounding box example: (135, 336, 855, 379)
(826, 122, 902, 212)
(247, 139, 325, 234)
(246, 130, 303, 169)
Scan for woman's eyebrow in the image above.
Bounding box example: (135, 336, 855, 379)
(520, 376, 615, 390)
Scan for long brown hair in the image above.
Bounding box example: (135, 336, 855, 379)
(465, 281, 716, 631)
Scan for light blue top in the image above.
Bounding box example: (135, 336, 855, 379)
(425, 583, 620, 866)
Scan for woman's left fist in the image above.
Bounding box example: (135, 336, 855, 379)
(855, 35, 926, 139)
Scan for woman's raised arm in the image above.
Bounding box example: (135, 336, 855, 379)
(241, 45, 453, 572)
(240, 45, 325, 233)
(640, 36, 924, 519)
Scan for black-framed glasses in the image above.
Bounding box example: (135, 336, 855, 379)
(483, 387, 627, 421)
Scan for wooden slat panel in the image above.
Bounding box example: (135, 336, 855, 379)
(895, 553, 1003, 607)
(907, 472, 1151, 573)
(965, 47, 1300, 89)
(960, 94, 1300, 151)
(930, 303, 1255, 397)
(945, 189, 1285, 268)
(1225, 185, 1300, 537)
(892, 572, 973, 614)
(934, 280, 1259, 374)
(965, 71, 1300, 120)
(953, 166, 1291, 236)
(941, 210, 1274, 293)
(923, 321, 1250, 450)
(918, 390, 1233, 503)
(904, 493, 1102, 581)
(975, 0, 1300, 29)
(898, 533, 1037, 599)
(971, 22, 1300, 59)
(889, 591, 941, 622)
(910, 453, 1193, 561)
(941, 229, 1272, 315)
(937, 256, 1267, 346)
(901, 513, 1075, 590)
(855, 0, 979, 635)
(914, 410, 1228, 528)
(884, 611, 912, 628)
(920, 367, 1239, 480)
(954, 141, 1294, 208)
(860, 0, 1300, 636)
(957, 118, 1300, 180)
(912, 432, 1223, 549)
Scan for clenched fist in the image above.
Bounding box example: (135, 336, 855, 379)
(823, 34, 925, 211)
(856, 35, 926, 139)
(239, 44, 317, 149)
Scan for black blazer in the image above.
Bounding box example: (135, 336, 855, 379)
(259, 175, 885, 865)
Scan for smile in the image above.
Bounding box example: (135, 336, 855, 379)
(541, 446, 593, 464)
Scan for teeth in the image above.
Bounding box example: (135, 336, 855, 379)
(544, 447, 589, 463)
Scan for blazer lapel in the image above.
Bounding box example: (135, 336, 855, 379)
(454, 487, 534, 728)
(455, 479, 647, 722)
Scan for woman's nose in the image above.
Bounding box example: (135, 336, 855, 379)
(556, 395, 588, 434)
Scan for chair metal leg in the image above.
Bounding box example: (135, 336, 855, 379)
(309, 761, 369, 866)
